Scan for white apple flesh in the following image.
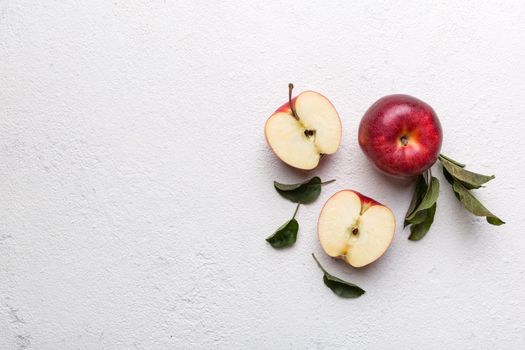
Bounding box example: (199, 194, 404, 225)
(265, 88, 342, 170)
(318, 190, 396, 268)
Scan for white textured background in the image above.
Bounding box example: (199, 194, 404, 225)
(1, 1, 525, 349)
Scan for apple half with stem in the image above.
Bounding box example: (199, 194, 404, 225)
(264, 84, 342, 170)
(318, 190, 396, 267)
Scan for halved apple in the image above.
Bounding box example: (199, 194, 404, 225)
(318, 190, 396, 268)
(264, 84, 342, 170)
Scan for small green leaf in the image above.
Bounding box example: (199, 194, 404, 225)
(405, 171, 440, 240)
(487, 216, 505, 226)
(451, 181, 505, 226)
(404, 175, 428, 227)
(405, 175, 427, 219)
(441, 154, 504, 226)
(405, 209, 428, 227)
(274, 178, 316, 191)
(266, 218, 298, 248)
(458, 181, 483, 190)
(439, 156, 494, 188)
(274, 177, 335, 204)
(438, 154, 465, 168)
(442, 167, 454, 185)
(408, 203, 437, 241)
(266, 204, 300, 248)
(443, 166, 482, 189)
(312, 254, 365, 298)
(405, 176, 440, 221)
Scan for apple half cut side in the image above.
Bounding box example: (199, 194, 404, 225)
(318, 190, 396, 268)
(265, 86, 342, 170)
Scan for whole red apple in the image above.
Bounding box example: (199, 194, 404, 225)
(358, 94, 443, 177)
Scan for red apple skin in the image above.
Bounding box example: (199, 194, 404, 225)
(272, 91, 340, 121)
(359, 94, 443, 177)
(274, 96, 298, 114)
(353, 190, 380, 207)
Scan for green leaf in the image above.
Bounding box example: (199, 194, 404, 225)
(451, 181, 505, 226)
(408, 203, 437, 241)
(438, 154, 465, 168)
(405, 209, 428, 227)
(404, 171, 440, 240)
(266, 218, 298, 248)
(405, 176, 440, 221)
(439, 156, 495, 188)
(404, 175, 428, 227)
(274, 177, 335, 204)
(459, 181, 483, 190)
(266, 204, 300, 248)
(443, 167, 481, 190)
(312, 254, 365, 298)
(487, 216, 505, 225)
(442, 167, 454, 185)
(441, 154, 504, 226)
(405, 175, 427, 219)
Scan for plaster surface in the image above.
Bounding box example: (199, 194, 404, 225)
(1, 1, 525, 349)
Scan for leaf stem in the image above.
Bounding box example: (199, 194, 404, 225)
(312, 253, 328, 274)
(320, 179, 336, 185)
(291, 202, 301, 219)
(288, 83, 300, 121)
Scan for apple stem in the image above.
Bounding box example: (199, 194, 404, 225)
(292, 202, 300, 220)
(288, 83, 300, 121)
(320, 179, 336, 185)
(312, 253, 328, 274)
